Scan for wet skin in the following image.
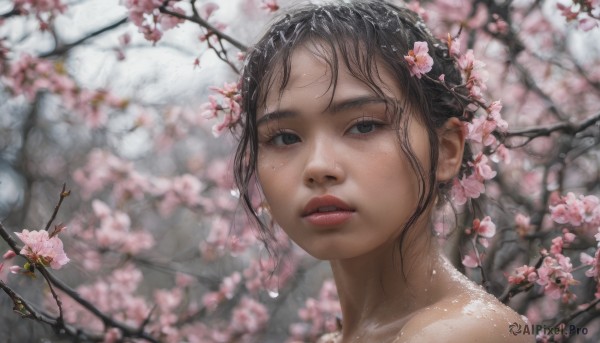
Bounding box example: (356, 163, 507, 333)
(256, 43, 532, 343)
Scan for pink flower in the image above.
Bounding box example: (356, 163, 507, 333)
(508, 265, 537, 285)
(466, 115, 497, 146)
(229, 297, 269, 334)
(15, 229, 69, 269)
(469, 153, 497, 181)
(578, 18, 599, 31)
(198, 2, 219, 19)
(462, 253, 479, 268)
(462, 174, 486, 198)
(2, 250, 16, 260)
(260, 0, 279, 12)
(473, 216, 496, 238)
(457, 50, 488, 102)
(580, 250, 598, 278)
(549, 192, 600, 227)
(491, 144, 511, 163)
(404, 41, 434, 79)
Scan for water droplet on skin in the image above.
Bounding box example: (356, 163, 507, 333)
(432, 270, 437, 275)
(443, 309, 448, 312)
(451, 299, 458, 304)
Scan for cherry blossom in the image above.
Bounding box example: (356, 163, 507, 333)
(461, 253, 480, 268)
(2, 0, 600, 341)
(472, 216, 497, 238)
(403, 41, 434, 79)
(550, 192, 600, 227)
(229, 297, 269, 334)
(260, 0, 280, 12)
(201, 82, 243, 137)
(288, 280, 341, 342)
(15, 229, 69, 270)
(508, 265, 537, 285)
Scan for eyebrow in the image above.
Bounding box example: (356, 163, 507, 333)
(256, 96, 386, 127)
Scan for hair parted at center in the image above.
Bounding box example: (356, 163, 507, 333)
(234, 0, 471, 262)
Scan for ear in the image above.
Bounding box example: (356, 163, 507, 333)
(436, 117, 465, 182)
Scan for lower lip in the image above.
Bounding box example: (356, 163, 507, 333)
(304, 211, 354, 226)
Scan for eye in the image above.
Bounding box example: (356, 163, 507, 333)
(269, 131, 301, 146)
(347, 120, 384, 134)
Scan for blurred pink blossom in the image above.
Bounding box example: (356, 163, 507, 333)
(461, 253, 479, 268)
(2, 250, 16, 260)
(229, 297, 269, 334)
(260, 0, 280, 12)
(508, 265, 537, 285)
(473, 216, 496, 238)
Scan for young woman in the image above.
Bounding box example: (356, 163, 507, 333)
(234, 1, 531, 342)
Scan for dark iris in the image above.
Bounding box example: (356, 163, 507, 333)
(355, 122, 375, 133)
(280, 132, 300, 145)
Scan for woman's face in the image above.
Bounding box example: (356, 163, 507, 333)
(256, 44, 431, 260)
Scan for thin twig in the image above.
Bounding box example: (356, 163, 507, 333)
(39, 17, 129, 58)
(552, 298, 600, 328)
(0, 280, 104, 341)
(36, 265, 160, 343)
(38, 267, 65, 326)
(0, 280, 53, 324)
(44, 183, 70, 231)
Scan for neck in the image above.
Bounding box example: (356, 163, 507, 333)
(329, 222, 451, 340)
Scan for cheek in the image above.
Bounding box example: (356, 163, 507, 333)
(256, 154, 293, 209)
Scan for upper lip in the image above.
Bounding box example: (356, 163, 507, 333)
(302, 194, 355, 216)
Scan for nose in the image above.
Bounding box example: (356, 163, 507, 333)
(302, 136, 345, 187)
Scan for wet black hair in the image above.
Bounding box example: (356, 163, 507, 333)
(234, 0, 470, 264)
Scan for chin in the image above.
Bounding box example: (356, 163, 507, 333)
(302, 244, 365, 261)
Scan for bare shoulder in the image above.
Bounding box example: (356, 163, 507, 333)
(396, 290, 534, 343)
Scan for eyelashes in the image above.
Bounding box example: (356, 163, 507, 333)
(261, 118, 387, 147)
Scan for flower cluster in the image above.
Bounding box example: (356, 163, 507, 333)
(403, 40, 509, 206)
(508, 191, 600, 303)
(557, 0, 600, 31)
(15, 229, 69, 270)
(5, 54, 128, 128)
(508, 229, 580, 302)
(73, 149, 207, 216)
(461, 216, 497, 268)
(288, 279, 341, 342)
(451, 153, 498, 205)
(200, 82, 242, 137)
(13, 0, 67, 30)
(549, 192, 600, 228)
(202, 272, 242, 311)
(122, 0, 185, 43)
(86, 200, 155, 255)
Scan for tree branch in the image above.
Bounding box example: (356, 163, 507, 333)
(505, 112, 600, 140)
(39, 16, 129, 58)
(158, 7, 247, 51)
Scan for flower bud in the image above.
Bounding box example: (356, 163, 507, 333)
(2, 250, 16, 260)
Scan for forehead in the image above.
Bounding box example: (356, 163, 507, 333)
(260, 41, 402, 114)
